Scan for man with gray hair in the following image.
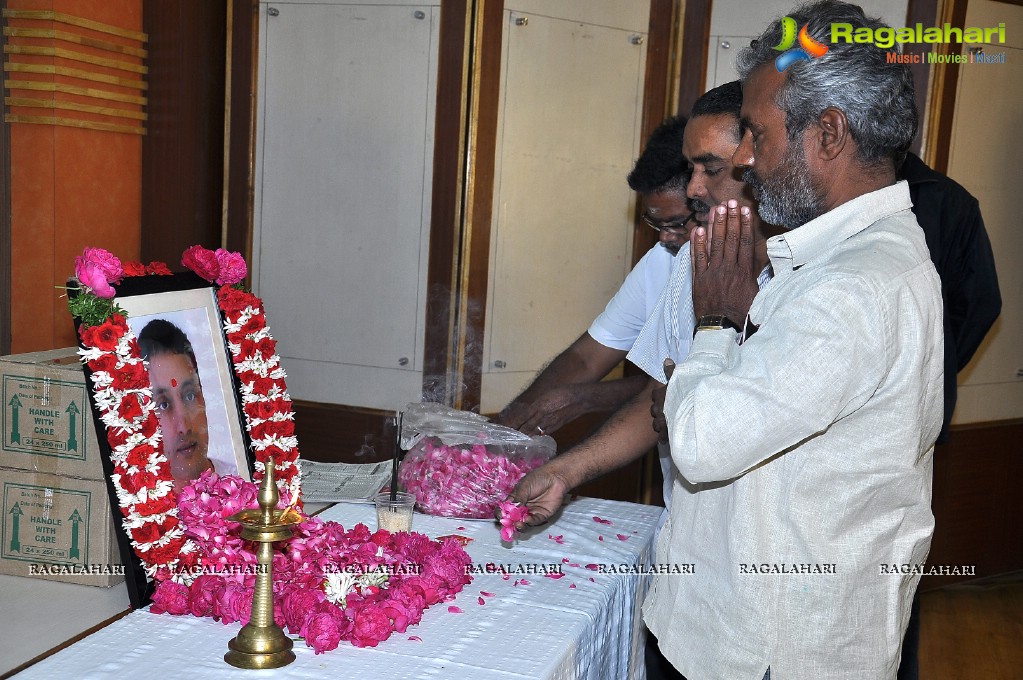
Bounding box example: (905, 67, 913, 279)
(508, 1, 943, 678)
(644, 1, 942, 677)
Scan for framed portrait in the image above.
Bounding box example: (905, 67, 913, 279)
(72, 271, 254, 606)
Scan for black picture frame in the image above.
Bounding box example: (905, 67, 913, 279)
(70, 272, 254, 608)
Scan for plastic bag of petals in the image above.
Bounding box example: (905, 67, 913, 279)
(396, 402, 557, 519)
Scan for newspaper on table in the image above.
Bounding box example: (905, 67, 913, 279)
(299, 459, 393, 502)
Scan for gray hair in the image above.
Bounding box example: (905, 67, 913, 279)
(735, 0, 917, 164)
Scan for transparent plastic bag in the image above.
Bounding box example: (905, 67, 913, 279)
(397, 402, 557, 519)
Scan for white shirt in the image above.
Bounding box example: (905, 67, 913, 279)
(587, 244, 674, 351)
(643, 182, 943, 679)
(627, 242, 771, 520)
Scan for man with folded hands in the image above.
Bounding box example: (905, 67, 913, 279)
(508, 2, 943, 678)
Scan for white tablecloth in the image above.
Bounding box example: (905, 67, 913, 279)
(15, 497, 662, 679)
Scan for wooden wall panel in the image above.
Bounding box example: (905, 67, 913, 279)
(140, 0, 225, 266)
(5, 0, 142, 353)
(922, 419, 1023, 590)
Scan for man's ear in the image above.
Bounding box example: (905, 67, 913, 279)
(814, 107, 849, 161)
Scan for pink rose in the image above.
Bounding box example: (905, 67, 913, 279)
(306, 613, 342, 654)
(181, 245, 220, 282)
(189, 575, 224, 617)
(74, 247, 122, 294)
(349, 605, 393, 648)
(214, 248, 247, 285)
(281, 588, 323, 635)
(151, 580, 190, 615)
(75, 259, 117, 298)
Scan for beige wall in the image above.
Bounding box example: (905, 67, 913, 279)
(947, 0, 1023, 425)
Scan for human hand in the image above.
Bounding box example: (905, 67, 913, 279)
(495, 385, 590, 436)
(690, 199, 758, 322)
(505, 464, 571, 527)
(650, 359, 675, 443)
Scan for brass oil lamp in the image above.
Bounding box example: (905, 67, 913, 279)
(224, 458, 302, 669)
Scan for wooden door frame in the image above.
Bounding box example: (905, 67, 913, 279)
(439, 0, 685, 413)
(0, 0, 10, 356)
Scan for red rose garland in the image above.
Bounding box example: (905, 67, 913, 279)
(71, 246, 472, 652)
(70, 245, 300, 581)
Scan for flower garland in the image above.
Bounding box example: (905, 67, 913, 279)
(152, 471, 472, 652)
(69, 245, 300, 580)
(69, 245, 472, 652)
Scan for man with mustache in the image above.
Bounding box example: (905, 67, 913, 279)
(508, 79, 779, 528)
(627, 81, 781, 391)
(511, 1, 943, 677)
(644, 2, 942, 677)
(496, 116, 691, 437)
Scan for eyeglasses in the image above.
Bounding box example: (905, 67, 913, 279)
(642, 212, 695, 236)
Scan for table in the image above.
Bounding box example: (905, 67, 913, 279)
(11, 497, 663, 679)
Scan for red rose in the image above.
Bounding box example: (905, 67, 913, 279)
(249, 399, 278, 420)
(240, 314, 265, 336)
(120, 469, 159, 495)
(124, 442, 157, 468)
(181, 245, 220, 282)
(129, 519, 164, 544)
(138, 414, 159, 439)
(250, 419, 294, 441)
(142, 536, 187, 566)
(256, 337, 277, 360)
(122, 261, 147, 276)
(117, 394, 144, 423)
(218, 286, 259, 314)
(107, 428, 130, 450)
(133, 493, 177, 516)
(147, 261, 172, 275)
(87, 353, 118, 374)
(249, 377, 277, 396)
(80, 317, 126, 351)
(111, 361, 148, 390)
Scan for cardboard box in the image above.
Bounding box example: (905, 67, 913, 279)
(1, 468, 124, 586)
(1, 349, 123, 586)
(1, 348, 104, 480)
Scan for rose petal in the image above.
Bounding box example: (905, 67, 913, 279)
(593, 516, 613, 525)
(478, 597, 485, 605)
(409, 635, 423, 642)
(616, 534, 630, 541)
(448, 606, 463, 614)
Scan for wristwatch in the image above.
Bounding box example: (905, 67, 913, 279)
(693, 314, 741, 336)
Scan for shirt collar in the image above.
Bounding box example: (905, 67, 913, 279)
(766, 181, 913, 273)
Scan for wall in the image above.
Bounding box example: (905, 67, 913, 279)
(946, 0, 1023, 425)
(5, 0, 142, 353)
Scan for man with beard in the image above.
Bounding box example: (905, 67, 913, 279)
(509, 2, 943, 678)
(644, 1, 941, 677)
(496, 116, 691, 437)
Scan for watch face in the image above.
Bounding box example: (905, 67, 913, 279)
(696, 315, 737, 333)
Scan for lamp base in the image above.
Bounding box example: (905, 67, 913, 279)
(224, 624, 296, 669)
